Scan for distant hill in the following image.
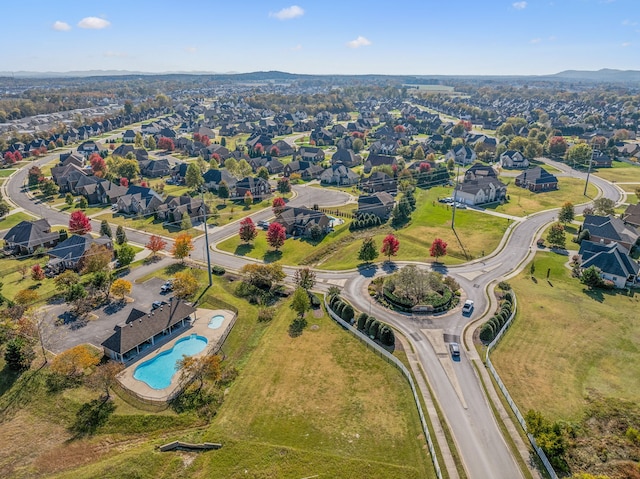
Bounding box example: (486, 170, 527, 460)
(551, 69, 640, 82)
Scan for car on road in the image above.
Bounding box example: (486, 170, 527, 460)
(152, 300, 168, 310)
(462, 299, 474, 316)
(449, 342, 460, 357)
(454, 202, 467, 209)
(258, 220, 270, 230)
(160, 280, 173, 293)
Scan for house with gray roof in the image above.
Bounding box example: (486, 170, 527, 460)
(515, 167, 558, 192)
(46, 234, 113, 273)
(499, 150, 529, 169)
(275, 206, 331, 237)
(101, 299, 197, 362)
(320, 164, 359, 186)
(357, 192, 395, 220)
(581, 214, 640, 251)
(455, 177, 507, 206)
(3, 219, 59, 255)
(579, 240, 639, 288)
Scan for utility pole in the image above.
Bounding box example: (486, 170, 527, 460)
(201, 191, 212, 287)
(451, 162, 461, 229)
(583, 148, 595, 196)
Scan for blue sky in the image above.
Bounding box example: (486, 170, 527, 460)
(2, 0, 639, 75)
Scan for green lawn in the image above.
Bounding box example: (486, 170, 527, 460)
(0, 255, 58, 303)
(0, 168, 17, 177)
(58, 205, 108, 216)
(489, 177, 598, 217)
(491, 252, 640, 421)
(540, 222, 579, 250)
(0, 271, 433, 479)
(0, 211, 37, 231)
(593, 160, 640, 183)
(93, 212, 201, 239)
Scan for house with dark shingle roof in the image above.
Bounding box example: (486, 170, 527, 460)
(275, 206, 331, 237)
(101, 299, 197, 362)
(293, 146, 325, 163)
(515, 167, 558, 192)
(3, 219, 59, 255)
(46, 234, 113, 273)
(499, 150, 529, 169)
(455, 177, 507, 206)
(363, 154, 397, 174)
(357, 192, 395, 220)
(202, 168, 237, 192)
(581, 214, 640, 251)
(360, 171, 396, 193)
(622, 203, 640, 228)
(579, 240, 639, 288)
(235, 176, 270, 201)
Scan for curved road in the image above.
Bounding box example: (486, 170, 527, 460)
(5, 150, 622, 479)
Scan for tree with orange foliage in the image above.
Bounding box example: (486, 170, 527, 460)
(172, 233, 194, 262)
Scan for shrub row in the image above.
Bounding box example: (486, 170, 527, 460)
(479, 292, 514, 344)
(349, 212, 383, 231)
(328, 293, 354, 322)
(355, 312, 395, 346)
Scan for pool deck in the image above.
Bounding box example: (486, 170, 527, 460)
(117, 308, 235, 403)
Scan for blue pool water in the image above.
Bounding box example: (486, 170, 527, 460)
(208, 315, 224, 329)
(133, 335, 208, 390)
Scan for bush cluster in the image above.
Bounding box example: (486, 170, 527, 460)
(479, 291, 514, 343)
(355, 312, 395, 346)
(212, 265, 226, 276)
(349, 212, 383, 231)
(327, 293, 355, 322)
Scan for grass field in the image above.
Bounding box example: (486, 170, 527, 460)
(593, 161, 640, 183)
(0, 168, 17, 178)
(0, 272, 433, 478)
(0, 255, 58, 303)
(0, 211, 37, 231)
(540, 222, 580, 250)
(491, 252, 640, 421)
(490, 177, 598, 217)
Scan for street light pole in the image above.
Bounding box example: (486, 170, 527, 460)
(201, 191, 212, 287)
(583, 148, 595, 196)
(451, 162, 461, 229)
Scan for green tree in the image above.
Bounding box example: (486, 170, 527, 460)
(146, 135, 156, 150)
(115, 225, 127, 245)
(558, 202, 575, 224)
(352, 138, 364, 153)
(294, 267, 316, 290)
(546, 223, 566, 248)
(413, 145, 425, 161)
(446, 157, 455, 172)
(291, 287, 311, 319)
(358, 237, 379, 263)
(65, 193, 74, 205)
(117, 244, 136, 267)
(40, 179, 59, 198)
(180, 214, 192, 230)
(257, 166, 269, 180)
(218, 181, 230, 203)
(581, 265, 604, 288)
(134, 132, 143, 148)
(99, 220, 112, 237)
(565, 143, 592, 167)
(107, 156, 140, 180)
(185, 162, 204, 191)
(77, 196, 88, 209)
(4, 337, 35, 371)
(593, 197, 615, 216)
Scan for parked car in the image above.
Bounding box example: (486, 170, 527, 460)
(449, 342, 460, 357)
(258, 220, 270, 230)
(160, 280, 173, 293)
(462, 299, 474, 316)
(152, 300, 168, 310)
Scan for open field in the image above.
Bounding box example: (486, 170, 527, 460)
(94, 212, 201, 239)
(0, 169, 17, 178)
(0, 211, 37, 231)
(540, 222, 579, 251)
(0, 271, 432, 478)
(491, 252, 640, 421)
(490, 177, 598, 217)
(593, 161, 640, 183)
(0, 255, 58, 303)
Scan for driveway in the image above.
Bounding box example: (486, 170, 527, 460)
(41, 258, 175, 354)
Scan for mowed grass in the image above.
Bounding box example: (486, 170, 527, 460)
(491, 252, 640, 421)
(490, 177, 598, 217)
(319, 186, 509, 269)
(94, 212, 201, 239)
(0, 255, 58, 302)
(0, 168, 17, 177)
(0, 211, 37, 230)
(593, 160, 640, 183)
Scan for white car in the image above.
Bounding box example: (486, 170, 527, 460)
(462, 300, 474, 316)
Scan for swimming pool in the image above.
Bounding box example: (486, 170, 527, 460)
(208, 314, 224, 329)
(133, 334, 208, 390)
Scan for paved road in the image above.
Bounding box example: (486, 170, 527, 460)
(6, 147, 622, 479)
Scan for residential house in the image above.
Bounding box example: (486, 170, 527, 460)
(51, 163, 94, 194)
(514, 167, 558, 192)
(270, 140, 295, 157)
(300, 164, 324, 180)
(320, 164, 359, 186)
(284, 160, 311, 177)
(579, 240, 639, 288)
(368, 140, 398, 156)
(499, 150, 530, 169)
(294, 146, 325, 163)
(155, 196, 207, 223)
(59, 152, 85, 167)
(122, 130, 136, 143)
(455, 177, 507, 206)
(235, 176, 270, 201)
(95, 180, 129, 204)
(363, 154, 397, 174)
(77, 140, 101, 157)
(445, 145, 477, 166)
(360, 171, 396, 193)
(112, 144, 149, 162)
(202, 169, 237, 192)
(46, 234, 113, 274)
(139, 159, 171, 178)
(310, 128, 334, 145)
(248, 156, 284, 175)
(275, 206, 331, 237)
(116, 186, 164, 215)
(464, 163, 497, 181)
(622, 203, 640, 228)
(581, 214, 640, 251)
(3, 219, 59, 255)
(331, 148, 361, 168)
(101, 299, 196, 362)
(357, 192, 395, 220)
(592, 150, 612, 168)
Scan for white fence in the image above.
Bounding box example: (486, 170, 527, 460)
(324, 296, 443, 479)
(485, 292, 559, 479)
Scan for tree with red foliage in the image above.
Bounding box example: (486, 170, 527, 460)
(31, 264, 45, 281)
(419, 162, 431, 173)
(145, 234, 167, 257)
(200, 135, 210, 146)
(381, 234, 400, 261)
(211, 153, 221, 165)
(158, 137, 175, 151)
(429, 238, 448, 262)
(266, 222, 286, 251)
(140, 180, 148, 188)
(14, 151, 22, 162)
(193, 132, 202, 142)
(269, 145, 280, 157)
(38, 146, 47, 156)
(69, 210, 92, 235)
(459, 120, 473, 131)
(351, 131, 364, 139)
(394, 125, 406, 133)
(28, 166, 43, 186)
(120, 177, 129, 187)
(90, 153, 107, 178)
(238, 217, 258, 243)
(3, 151, 15, 164)
(548, 136, 568, 156)
(254, 143, 264, 156)
(272, 197, 286, 216)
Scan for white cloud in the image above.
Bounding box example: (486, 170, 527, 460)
(291, 44, 303, 51)
(622, 42, 632, 47)
(530, 38, 542, 44)
(512, 1, 527, 10)
(622, 19, 638, 26)
(78, 17, 110, 29)
(103, 51, 127, 58)
(184, 46, 197, 53)
(548, 35, 557, 41)
(52, 21, 71, 31)
(269, 5, 304, 20)
(346, 36, 372, 48)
